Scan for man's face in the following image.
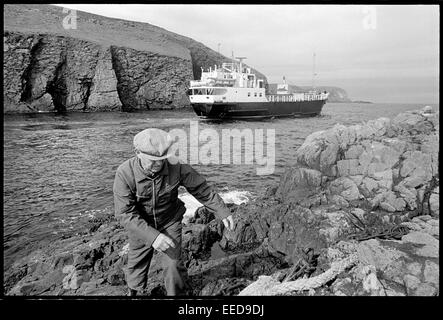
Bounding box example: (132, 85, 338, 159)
(136, 151, 164, 174)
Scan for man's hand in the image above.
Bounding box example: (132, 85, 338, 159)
(152, 233, 176, 252)
(222, 215, 235, 231)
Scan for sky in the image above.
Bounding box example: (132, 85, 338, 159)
(55, 4, 439, 104)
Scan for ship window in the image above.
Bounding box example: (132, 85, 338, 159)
(186, 89, 192, 95)
(254, 92, 257, 97)
(248, 92, 251, 97)
(195, 89, 207, 95)
(259, 93, 262, 97)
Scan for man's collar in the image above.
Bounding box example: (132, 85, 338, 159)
(133, 157, 169, 182)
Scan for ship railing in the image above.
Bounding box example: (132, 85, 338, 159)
(266, 92, 328, 102)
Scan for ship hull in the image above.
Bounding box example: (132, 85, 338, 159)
(191, 100, 327, 119)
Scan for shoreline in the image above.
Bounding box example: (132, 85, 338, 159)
(3, 102, 439, 117)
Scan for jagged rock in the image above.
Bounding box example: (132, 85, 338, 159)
(182, 221, 222, 261)
(276, 167, 323, 204)
(187, 206, 214, 225)
(328, 177, 361, 202)
(429, 186, 439, 217)
(188, 244, 287, 295)
(280, 106, 439, 213)
(354, 236, 439, 296)
(392, 110, 435, 135)
(360, 265, 386, 296)
(200, 278, 251, 296)
(401, 231, 439, 258)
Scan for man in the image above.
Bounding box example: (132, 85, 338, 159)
(113, 128, 234, 296)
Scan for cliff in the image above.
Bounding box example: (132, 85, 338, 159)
(3, 4, 267, 113)
(5, 106, 439, 296)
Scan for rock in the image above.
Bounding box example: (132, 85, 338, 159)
(357, 239, 407, 271)
(182, 221, 222, 260)
(345, 145, 364, 159)
(422, 106, 433, 114)
(392, 111, 434, 135)
(337, 159, 360, 176)
(406, 262, 422, 276)
(415, 283, 437, 296)
(423, 261, 439, 286)
(361, 265, 386, 296)
(403, 274, 421, 294)
(281, 106, 438, 213)
(401, 231, 438, 247)
(429, 188, 439, 217)
(276, 167, 323, 204)
(331, 277, 354, 296)
(187, 206, 215, 224)
(399, 151, 433, 188)
(200, 278, 250, 296)
(328, 177, 361, 202)
(62, 265, 78, 290)
(106, 267, 126, 286)
(394, 185, 417, 210)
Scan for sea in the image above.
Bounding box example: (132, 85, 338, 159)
(3, 102, 437, 269)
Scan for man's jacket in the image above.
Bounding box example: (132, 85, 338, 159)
(113, 157, 231, 247)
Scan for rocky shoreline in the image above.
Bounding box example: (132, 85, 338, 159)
(5, 106, 439, 296)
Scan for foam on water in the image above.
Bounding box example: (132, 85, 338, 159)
(179, 190, 253, 221)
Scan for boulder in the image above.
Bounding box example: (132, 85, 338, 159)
(276, 167, 323, 204)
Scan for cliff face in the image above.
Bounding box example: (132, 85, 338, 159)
(3, 4, 267, 113)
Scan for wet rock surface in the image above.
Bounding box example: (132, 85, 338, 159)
(5, 107, 439, 296)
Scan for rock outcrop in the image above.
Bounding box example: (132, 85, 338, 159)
(238, 106, 439, 296)
(278, 106, 439, 215)
(4, 204, 288, 296)
(240, 215, 439, 296)
(4, 4, 267, 113)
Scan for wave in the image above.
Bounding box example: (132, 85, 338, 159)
(179, 189, 253, 220)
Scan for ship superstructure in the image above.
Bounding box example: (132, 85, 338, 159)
(187, 57, 329, 119)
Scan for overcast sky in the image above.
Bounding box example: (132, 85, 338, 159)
(56, 4, 439, 104)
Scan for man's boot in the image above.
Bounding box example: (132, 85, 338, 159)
(127, 288, 138, 296)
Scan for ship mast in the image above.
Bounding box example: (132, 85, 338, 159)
(235, 56, 247, 87)
(312, 52, 317, 90)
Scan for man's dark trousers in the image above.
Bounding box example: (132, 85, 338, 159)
(126, 219, 190, 295)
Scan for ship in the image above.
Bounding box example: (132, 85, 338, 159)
(187, 57, 329, 120)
